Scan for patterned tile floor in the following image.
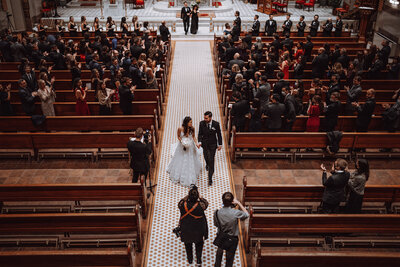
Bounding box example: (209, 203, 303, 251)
(145, 41, 242, 266)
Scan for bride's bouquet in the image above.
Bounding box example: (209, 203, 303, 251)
(181, 137, 191, 151)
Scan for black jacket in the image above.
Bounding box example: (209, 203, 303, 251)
(265, 19, 277, 35)
(127, 139, 152, 172)
(265, 60, 279, 79)
(264, 102, 285, 130)
(322, 171, 350, 205)
(356, 98, 376, 131)
(159, 24, 170, 42)
(312, 53, 329, 78)
(282, 19, 293, 33)
(119, 84, 134, 114)
(304, 41, 314, 60)
(178, 197, 208, 243)
(324, 100, 341, 131)
(252, 20, 260, 36)
(18, 86, 36, 115)
(181, 7, 191, 21)
(198, 120, 223, 150)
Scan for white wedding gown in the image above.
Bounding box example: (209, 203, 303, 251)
(167, 132, 202, 187)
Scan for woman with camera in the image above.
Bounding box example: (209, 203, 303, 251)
(176, 185, 208, 266)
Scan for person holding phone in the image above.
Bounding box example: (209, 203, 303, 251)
(320, 159, 350, 214)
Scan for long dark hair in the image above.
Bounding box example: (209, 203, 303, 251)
(188, 186, 199, 203)
(356, 159, 370, 181)
(182, 116, 194, 136)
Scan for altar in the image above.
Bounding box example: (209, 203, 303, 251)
(153, 0, 233, 13)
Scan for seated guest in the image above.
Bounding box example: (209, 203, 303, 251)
(322, 18, 333, 37)
(119, 77, 135, 115)
(223, 23, 232, 36)
(37, 79, 56, 116)
(232, 74, 247, 95)
(306, 95, 321, 132)
(346, 159, 369, 214)
(18, 79, 37, 116)
(0, 83, 14, 115)
(323, 92, 341, 132)
(145, 68, 158, 89)
(73, 78, 90, 116)
(353, 88, 376, 132)
(231, 91, 250, 132)
(382, 102, 400, 132)
(320, 158, 350, 214)
(387, 56, 400, 79)
(97, 79, 115, 115)
(228, 53, 244, 70)
(263, 94, 285, 131)
(344, 75, 362, 115)
(22, 65, 38, 92)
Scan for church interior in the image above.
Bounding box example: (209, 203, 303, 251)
(0, 0, 400, 266)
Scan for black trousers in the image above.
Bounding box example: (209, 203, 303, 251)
(203, 147, 216, 181)
(132, 170, 148, 183)
(183, 18, 190, 33)
(214, 237, 239, 267)
(321, 201, 339, 214)
(184, 241, 204, 263)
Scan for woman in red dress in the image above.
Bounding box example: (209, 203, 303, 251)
(306, 95, 321, 132)
(74, 78, 90, 115)
(280, 53, 290, 80)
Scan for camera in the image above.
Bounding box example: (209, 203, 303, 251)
(190, 184, 198, 191)
(143, 130, 150, 144)
(172, 226, 181, 238)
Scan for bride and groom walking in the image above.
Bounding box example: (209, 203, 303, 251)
(167, 111, 223, 187)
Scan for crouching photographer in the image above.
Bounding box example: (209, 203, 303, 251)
(127, 127, 152, 183)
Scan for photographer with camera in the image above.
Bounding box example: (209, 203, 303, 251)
(127, 127, 152, 183)
(175, 185, 208, 266)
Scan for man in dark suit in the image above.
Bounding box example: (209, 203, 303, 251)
(336, 48, 350, 68)
(228, 53, 245, 70)
(322, 18, 333, 37)
(255, 75, 271, 109)
(234, 11, 241, 33)
(324, 91, 341, 132)
(127, 128, 152, 183)
(198, 111, 223, 186)
(297, 15, 306, 37)
(380, 40, 391, 66)
(320, 159, 350, 214)
(282, 86, 296, 131)
(312, 47, 329, 78)
(344, 75, 362, 115)
(181, 2, 191, 35)
(251, 15, 260, 36)
(18, 79, 37, 116)
(159, 21, 171, 42)
(354, 89, 376, 132)
(334, 15, 343, 37)
(231, 91, 250, 132)
(273, 72, 289, 101)
(309, 15, 320, 37)
(368, 54, 384, 79)
(324, 74, 341, 105)
(304, 35, 314, 61)
(21, 65, 38, 92)
(264, 53, 278, 79)
(282, 14, 292, 36)
(265, 14, 277, 36)
(119, 77, 135, 115)
(130, 37, 144, 60)
(281, 34, 294, 52)
(264, 94, 285, 131)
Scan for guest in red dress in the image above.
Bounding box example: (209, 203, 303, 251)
(280, 54, 290, 80)
(74, 78, 90, 115)
(306, 95, 321, 132)
(294, 42, 304, 60)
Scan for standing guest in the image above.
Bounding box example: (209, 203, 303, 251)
(234, 11, 241, 32)
(380, 40, 391, 66)
(106, 17, 116, 37)
(263, 94, 285, 131)
(280, 53, 291, 80)
(324, 73, 341, 105)
(37, 79, 56, 116)
(91, 68, 101, 97)
(283, 86, 297, 131)
(93, 17, 101, 36)
(74, 78, 90, 115)
(368, 54, 384, 79)
(181, 2, 191, 35)
(214, 192, 249, 267)
(119, 77, 135, 115)
(231, 91, 250, 132)
(320, 159, 350, 214)
(127, 127, 152, 183)
(132, 16, 140, 35)
(297, 15, 306, 37)
(294, 55, 305, 79)
(271, 34, 281, 52)
(312, 47, 329, 78)
(304, 35, 314, 61)
(178, 185, 208, 266)
(249, 98, 263, 132)
(68, 16, 77, 37)
(346, 159, 369, 213)
(37, 19, 46, 37)
(273, 72, 289, 100)
(18, 79, 38, 116)
(344, 75, 362, 115)
(322, 18, 333, 37)
(353, 88, 376, 132)
(282, 14, 292, 36)
(120, 17, 130, 35)
(0, 84, 13, 115)
(323, 92, 341, 132)
(190, 5, 199, 35)
(382, 101, 400, 132)
(309, 15, 320, 37)
(334, 15, 343, 37)
(97, 80, 115, 115)
(264, 53, 278, 79)
(306, 95, 321, 132)
(109, 57, 120, 83)
(55, 19, 64, 35)
(70, 60, 82, 83)
(81, 16, 89, 35)
(22, 65, 38, 92)
(255, 75, 271, 109)
(251, 15, 260, 36)
(265, 14, 277, 36)
(159, 21, 171, 42)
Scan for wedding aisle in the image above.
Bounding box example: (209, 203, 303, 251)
(145, 41, 243, 266)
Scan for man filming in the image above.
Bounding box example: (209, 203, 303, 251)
(127, 127, 152, 183)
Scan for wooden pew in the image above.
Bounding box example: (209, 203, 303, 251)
(0, 210, 142, 251)
(0, 183, 148, 218)
(0, 246, 136, 267)
(242, 177, 400, 213)
(0, 70, 111, 80)
(252, 247, 400, 267)
(234, 31, 352, 38)
(0, 132, 157, 162)
(45, 30, 158, 38)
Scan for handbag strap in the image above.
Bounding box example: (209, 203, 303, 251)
(180, 201, 202, 221)
(215, 209, 226, 233)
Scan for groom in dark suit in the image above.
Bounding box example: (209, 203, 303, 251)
(181, 1, 191, 35)
(198, 111, 222, 186)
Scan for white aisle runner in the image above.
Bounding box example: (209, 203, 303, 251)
(146, 41, 242, 266)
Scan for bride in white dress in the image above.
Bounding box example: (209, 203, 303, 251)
(167, 116, 202, 187)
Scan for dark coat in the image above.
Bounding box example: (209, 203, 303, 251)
(322, 171, 350, 205)
(22, 70, 38, 92)
(18, 86, 36, 115)
(252, 20, 260, 36)
(304, 41, 314, 60)
(178, 197, 208, 243)
(310, 20, 320, 37)
(127, 139, 151, 172)
(181, 7, 191, 21)
(265, 19, 277, 36)
(322, 21, 333, 36)
(312, 53, 329, 78)
(159, 24, 170, 42)
(265, 60, 279, 79)
(198, 120, 223, 150)
(282, 19, 292, 34)
(119, 84, 134, 115)
(334, 20, 343, 36)
(284, 94, 297, 123)
(264, 102, 285, 130)
(324, 100, 341, 131)
(297, 21, 306, 37)
(356, 98, 376, 132)
(231, 99, 250, 131)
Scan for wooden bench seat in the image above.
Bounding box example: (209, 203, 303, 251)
(0, 70, 111, 80)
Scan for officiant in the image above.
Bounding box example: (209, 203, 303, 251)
(181, 1, 191, 35)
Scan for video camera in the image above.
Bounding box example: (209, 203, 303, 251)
(143, 130, 150, 144)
